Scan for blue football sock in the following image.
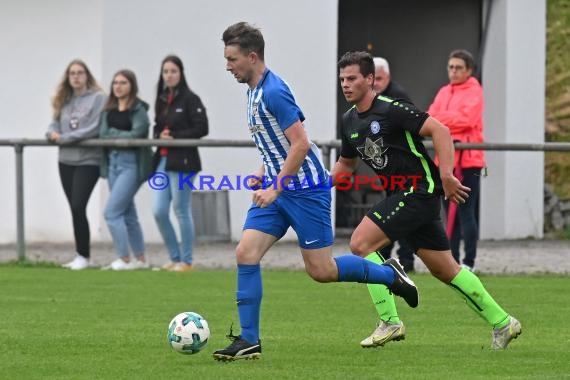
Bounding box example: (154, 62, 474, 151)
(334, 254, 395, 285)
(236, 264, 262, 344)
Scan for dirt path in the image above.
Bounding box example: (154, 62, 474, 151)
(2, 239, 569, 274)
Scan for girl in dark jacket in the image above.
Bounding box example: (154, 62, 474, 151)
(153, 55, 208, 272)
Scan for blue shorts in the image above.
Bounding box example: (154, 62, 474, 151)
(243, 187, 333, 249)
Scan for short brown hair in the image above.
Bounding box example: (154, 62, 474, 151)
(338, 51, 375, 78)
(449, 49, 475, 70)
(222, 22, 265, 61)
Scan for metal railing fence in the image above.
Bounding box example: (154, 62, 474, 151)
(1, 138, 569, 261)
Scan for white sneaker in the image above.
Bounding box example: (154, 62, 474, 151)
(360, 321, 406, 348)
(64, 255, 89, 270)
(102, 258, 135, 271)
(130, 259, 150, 270)
(61, 254, 81, 268)
(62, 259, 73, 268)
(491, 316, 522, 349)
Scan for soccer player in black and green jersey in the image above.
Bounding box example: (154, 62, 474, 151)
(332, 51, 521, 349)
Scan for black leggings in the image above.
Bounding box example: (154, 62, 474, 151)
(58, 163, 100, 258)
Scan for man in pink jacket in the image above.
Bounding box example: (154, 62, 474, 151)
(428, 49, 485, 271)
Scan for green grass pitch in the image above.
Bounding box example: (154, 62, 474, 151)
(1, 266, 569, 379)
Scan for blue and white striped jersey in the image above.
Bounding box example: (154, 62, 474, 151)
(246, 69, 329, 190)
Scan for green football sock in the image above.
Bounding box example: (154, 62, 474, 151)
(449, 268, 510, 328)
(365, 252, 400, 324)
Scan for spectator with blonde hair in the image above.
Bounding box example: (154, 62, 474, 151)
(46, 59, 106, 270)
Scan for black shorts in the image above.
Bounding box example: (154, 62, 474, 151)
(366, 189, 450, 251)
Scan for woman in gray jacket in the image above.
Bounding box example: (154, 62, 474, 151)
(46, 59, 106, 270)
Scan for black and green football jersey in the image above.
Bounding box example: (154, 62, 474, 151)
(340, 95, 443, 195)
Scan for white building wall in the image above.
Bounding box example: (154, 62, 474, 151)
(0, 0, 105, 243)
(0, 0, 546, 244)
(480, 0, 545, 239)
(0, 0, 338, 244)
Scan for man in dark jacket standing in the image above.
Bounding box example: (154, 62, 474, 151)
(373, 57, 410, 102)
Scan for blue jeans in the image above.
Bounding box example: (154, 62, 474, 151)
(449, 167, 481, 268)
(152, 157, 195, 264)
(104, 150, 145, 258)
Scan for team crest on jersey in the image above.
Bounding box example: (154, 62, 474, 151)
(370, 120, 381, 134)
(249, 124, 264, 134)
(357, 137, 389, 170)
(252, 102, 259, 117)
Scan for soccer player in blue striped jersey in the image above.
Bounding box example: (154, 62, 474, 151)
(213, 22, 418, 362)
